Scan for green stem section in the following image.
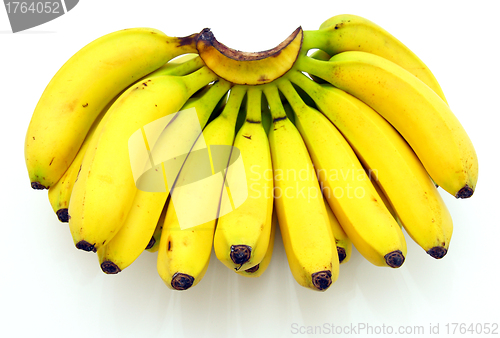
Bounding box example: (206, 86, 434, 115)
(276, 79, 309, 118)
(301, 30, 330, 53)
(183, 66, 220, 97)
(245, 87, 263, 123)
(295, 54, 336, 84)
(151, 56, 205, 78)
(183, 79, 232, 129)
(287, 70, 326, 103)
(263, 85, 287, 121)
(219, 85, 247, 126)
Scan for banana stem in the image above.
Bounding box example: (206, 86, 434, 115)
(156, 56, 206, 78)
(182, 66, 219, 96)
(167, 34, 199, 55)
(276, 79, 308, 117)
(219, 85, 247, 125)
(295, 54, 333, 83)
(245, 87, 263, 123)
(301, 30, 329, 53)
(287, 70, 324, 102)
(263, 85, 287, 121)
(188, 79, 232, 129)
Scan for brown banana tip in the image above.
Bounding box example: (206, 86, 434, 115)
(385, 250, 405, 268)
(230, 245, 252, 266)
(31, 181, 48, 190)
(311, 270, 332, 291)
(337, 247, 347, 263)
(456, 185, 474, 199)
(101, 261, 121, 274)
(244, 264, 260, 273)
(427, 246, 448, 259)
(171, 273, 194, 290)
(145, 236, 155, 250)
(75, 240, 96, 253)
(56, 209, 69, 223)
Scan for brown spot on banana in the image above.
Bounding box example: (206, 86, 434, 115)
(196, 27, 303, 85)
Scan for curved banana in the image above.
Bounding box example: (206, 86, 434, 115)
(302, 14, 447, 103)
(264, 84, 338, 291)
(298, 52, 478, 198)
(214, 86, 274, 272)
(157, 85, 247, 290)
(25, 28, 198, 190)
(287, 71, 453, 259)
(236, 211, 277, 278)
(97, 79, 232, 273)
(324, 197, 352, 264)
(68, 67, 218, 253)
(47, 97, 112, 223)
(277, 78, 406, 268)
(196, 27, 303, 85)
(47, 56, 201, 223)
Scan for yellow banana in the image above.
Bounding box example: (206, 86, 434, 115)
(214, 86, 274, 272)
(236, 211, 277, 278)
(47, 102, 110, 223)
(264, 84, 338, 291)
(68, 67, 218, 253)
(287, 71, 452, 259)
(277, 78, 406, 268)
(47, 56, 201, 223)
(25, 28, 198, 190)
(302, 14, 447, 103)
(157, 85, 247, 290)
(298, 52, 478, 199)
(97, 79, 232, 273)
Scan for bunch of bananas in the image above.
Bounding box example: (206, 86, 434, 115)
(25, 14, 478, 292)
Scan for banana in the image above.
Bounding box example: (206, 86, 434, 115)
(298, 52, 478, 199)
(47, 102, 110, 223)
(214, 86, 274, 272)
(277, 78, 406, 268)
(97, 78, 232, 273)
(47, 56, 201, 223)
(323, 197, 352, 264)
(68, 66, 218, 253)
(196, 27, 303, 85)
(236, 211, 277, 278)
(97, 190, 168, 274)
(25, 28, 198, 190)
(157, 85, 247, 290)
(287, 71, 452, 259)
(264, 84, 338, 291)
(284, 90, 351, 265)
(302, 14, 447, 103)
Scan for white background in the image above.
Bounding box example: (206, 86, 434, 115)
(1, 1, 499, 337)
